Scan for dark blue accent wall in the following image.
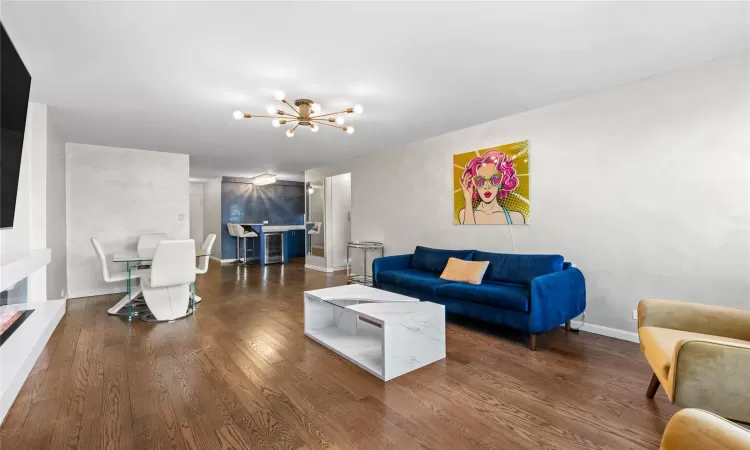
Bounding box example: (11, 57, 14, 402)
(221, 179, 305, 259)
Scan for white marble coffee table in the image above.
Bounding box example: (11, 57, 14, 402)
(303, 284, 445, 381)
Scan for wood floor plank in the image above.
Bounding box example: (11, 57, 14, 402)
(125, 321, 185, 450)
(0, 259, 679, 449)
(76, 296, 110, 449)
(99, 341, 135, 450)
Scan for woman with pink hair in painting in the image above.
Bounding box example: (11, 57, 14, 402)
(458, 150, 525, 224)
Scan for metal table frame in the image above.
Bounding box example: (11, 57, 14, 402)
(346, 241, 384, 286)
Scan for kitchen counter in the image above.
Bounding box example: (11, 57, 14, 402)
(238, 223, 305, 232)
(260, 225, 305, 232)
(235, 224, 306, 264)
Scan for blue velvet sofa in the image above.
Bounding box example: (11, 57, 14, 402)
(372, 246, 586, 350)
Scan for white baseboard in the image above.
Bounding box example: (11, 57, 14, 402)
(305, 264, 333, 273)
(567, 320, 639, 343)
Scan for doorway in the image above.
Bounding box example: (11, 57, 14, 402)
(330, 173, 351, 270)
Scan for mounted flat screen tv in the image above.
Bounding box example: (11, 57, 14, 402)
(1, 22, 32, 229)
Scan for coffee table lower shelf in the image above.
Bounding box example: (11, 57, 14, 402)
(305, 326, 384, 379)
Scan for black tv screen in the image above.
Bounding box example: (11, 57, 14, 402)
(1, 22, 32, 229)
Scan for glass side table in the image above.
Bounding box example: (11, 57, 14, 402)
(346, 241, 384, 286)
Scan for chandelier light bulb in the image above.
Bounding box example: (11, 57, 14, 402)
(311, 103, 322, 114)
(310, 123, 319, 132)
(307, 187, 314, 194)
(272, 119, 281, 128)
(353, 105, 363, 114)
(273, 90, 286, 101)
(335, 117, 344, 125)
(266, 105, 278, 115)
(345, 127, 354, 134)
(286, 129, 294, 138)
(233, 111, 244, 120)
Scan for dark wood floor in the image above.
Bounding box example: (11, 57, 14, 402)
(1, 259, 678, 449)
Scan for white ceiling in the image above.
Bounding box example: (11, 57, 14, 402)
(3, 2, 748, 180)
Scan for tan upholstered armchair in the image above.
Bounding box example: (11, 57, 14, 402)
(660, 409, 750, 450)
(637, 298, 750, 423)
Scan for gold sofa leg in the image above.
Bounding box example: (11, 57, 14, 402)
(528, 333, 537, 351)
(565, 320, 571, 331)
(646, 373, 660, 398)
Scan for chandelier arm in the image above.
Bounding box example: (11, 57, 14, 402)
(291, 123, 301, 132)
(311, 119, 346, 131)
(247, 114, 287, 119)
(282, 99, 301, 116)
(277, 109, 299, 118)
(309, 110, 350, 119)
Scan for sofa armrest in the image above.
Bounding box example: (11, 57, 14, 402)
(670, 339, 750, 422)
(528, 268, 586, 334)
(638, 299, 750, 341)
(372, 254, 412, 286)
(660, 408, 750, 450)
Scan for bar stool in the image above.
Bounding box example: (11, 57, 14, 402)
(227, 223, 241, 264)
(236, 225, 258, 265)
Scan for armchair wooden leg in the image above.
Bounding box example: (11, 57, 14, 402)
(528, 333, 537, 351)
(646, 373, 660, 398)
(565, 320, 571, 331)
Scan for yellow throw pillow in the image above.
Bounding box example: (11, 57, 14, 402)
(440, 257, 489, 285)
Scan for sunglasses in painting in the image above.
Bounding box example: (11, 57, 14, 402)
(473, 173, 504, 188)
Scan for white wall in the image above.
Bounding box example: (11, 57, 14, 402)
(307, 54, 750, 334)
(189, 182, 204, 245)
(45, 107, 66, 300)
(0, 102, 48, 303)
(65, 144, 189, 298)
(202, 177, 222, 259)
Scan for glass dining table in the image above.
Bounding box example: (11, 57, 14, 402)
(112, 249, 210, 320)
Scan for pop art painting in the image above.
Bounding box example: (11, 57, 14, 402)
(454, 140, 529, 225)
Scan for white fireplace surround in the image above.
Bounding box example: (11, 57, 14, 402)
(0, 248, 65, 423)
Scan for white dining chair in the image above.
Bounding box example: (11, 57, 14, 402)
(192, 233, 216, 303)
(140, 239, 196, 322)
(91, 237, 149, 316)
(136, 233, 168, 269)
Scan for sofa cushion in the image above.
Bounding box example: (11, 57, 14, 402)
(638, 326, 750, 384)
(410, 246, 474, 274)
(473, 251, 563, 285)
(436, 280, 530, 313)
(439, 257, 489, 285)
(378, 269, 455, 296)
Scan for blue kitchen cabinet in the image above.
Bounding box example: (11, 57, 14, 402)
(289, 230, 306, 258)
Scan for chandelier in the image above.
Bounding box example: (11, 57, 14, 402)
(233, 91, 362, 137)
